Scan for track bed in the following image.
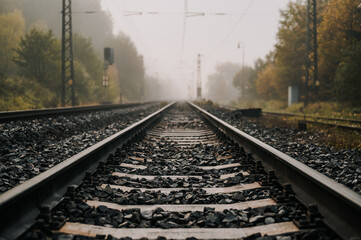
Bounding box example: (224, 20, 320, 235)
(19, 103, 338, 239)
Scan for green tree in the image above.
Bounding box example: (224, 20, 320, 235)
(334, 43, 361, 105)
(107, 33, 145, 102)
(233, 66, 257, 100)
(74, 34, 103, 80)
(0, 9, 25, 81)
(274, 1, 306, 100)
(73, 34, 104, 103)
(0, 76, 57, 110)
(206, 62, 240, 103)
(13, 27, 61, 92)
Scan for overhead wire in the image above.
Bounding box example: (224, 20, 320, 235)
(99, 11, 275, 16)
(108, 0, 151, 57)
(121, 0, 151, 56)
(103, 0, 271, 80)
(180, 0, 188, 58)
(71, 10, 275, 16)
(205, 0, 254, 59)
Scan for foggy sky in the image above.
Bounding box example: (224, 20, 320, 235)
(100, 0, 293, 100)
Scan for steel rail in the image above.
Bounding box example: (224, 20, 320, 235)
(220, 103, 361, 124)
(302, 119, 361, 131)
(0, 102, 158, 123)
(189, 101, 361, 239)
(0, 102, 175, 239)
(263, 111, 361, 132)
(263, 110, 361, 125)
(219, 104, 361, 131)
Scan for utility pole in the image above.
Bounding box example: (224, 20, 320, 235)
(192, 71, 195, 100)
(305, 0, 318, 107)
(197, 54, 202, 100)
(238, 42, 245, 99)
(181, 0, 187, 56)
(61, 0, 75, 106)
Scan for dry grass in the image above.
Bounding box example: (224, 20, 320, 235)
(307, 125, 361, 150)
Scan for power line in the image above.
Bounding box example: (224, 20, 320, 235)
(70, 10, 275, 17)
(113, 11, 275, 16)
(205, 0, 254, 59)
(122, 0, 151, 55)
(181, 0, 188, 57)
(107, 0, 151, 57)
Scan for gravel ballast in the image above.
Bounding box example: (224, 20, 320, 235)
(19, 104, 337, 240)
(0, 103, 162, 193)
(202, 105, 361, 194)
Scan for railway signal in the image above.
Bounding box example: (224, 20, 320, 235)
(103, 48, 114, 103)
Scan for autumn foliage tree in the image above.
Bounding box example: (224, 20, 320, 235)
(255, 64, 279, 100)
(244, 0, 361, 107)
(318, 0, 361, 102)
(274, 1, 306, 97)
(249, 1, 307, 102)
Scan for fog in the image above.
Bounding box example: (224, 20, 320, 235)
(100, 0, 291, 101)
(0, 0, 294, 107)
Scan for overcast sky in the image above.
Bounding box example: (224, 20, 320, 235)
(100, 0, 293, 99)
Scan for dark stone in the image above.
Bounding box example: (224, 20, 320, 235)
(223, 212, 238, 223)
(97, 205, 108, 213)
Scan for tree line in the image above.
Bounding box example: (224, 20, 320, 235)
(232, 0, 361, 107)
(0, 0, 145, 110)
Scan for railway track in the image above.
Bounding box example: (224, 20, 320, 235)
(263, 112, 361, 132)
(0, 102, 162, 194)
(0, 102, 152, 123)
(1, 102, 360, 239)
(219, 104, 361, 132)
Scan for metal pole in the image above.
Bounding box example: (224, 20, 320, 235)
(238, 42, 245, 98)
(305, 0, 318, 106)
(61, 0, 75, 106)
(61, 0, 66, 107)
(242, 43, 245, 99)
(197, 54, 202, 99)
(313, 0, 319, 96)
(192, 71, 195, 100)
(69, 0, 75, 106)
(305, 0, 310, 107)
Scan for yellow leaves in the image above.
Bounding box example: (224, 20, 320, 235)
(255, 64, 279, 100)
(0, 9, 25, 46)
(319, 0, 361, 54)
(0, 9, 25, 75)
(318, 0, 361, 99)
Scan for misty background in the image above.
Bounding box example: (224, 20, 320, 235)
(0, 0, 360, 110)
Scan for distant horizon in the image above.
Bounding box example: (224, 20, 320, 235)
(101, 0, 294, 99)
